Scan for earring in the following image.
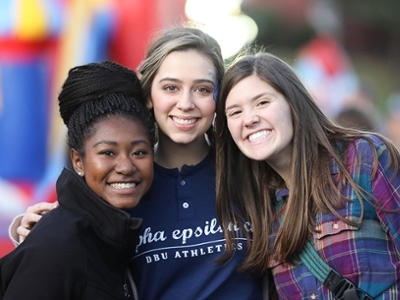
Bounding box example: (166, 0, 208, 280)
(78, 172, 82, 176)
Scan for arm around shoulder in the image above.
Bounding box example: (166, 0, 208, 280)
(8, 214, 24, 247)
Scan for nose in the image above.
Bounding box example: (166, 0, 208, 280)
(243, 111, 260, 128)
(176, 90, 195, 111)
(115, 154, 136, 175)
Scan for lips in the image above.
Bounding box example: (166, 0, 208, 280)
(248, 130, 271, 142)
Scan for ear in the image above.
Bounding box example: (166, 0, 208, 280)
(70, 149, 84, 177)
(146, 97, 153, 110)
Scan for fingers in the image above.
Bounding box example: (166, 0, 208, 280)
(16, 226, 31, 243)
(25, 202, 58, 216)
(20, 211, 43, 229)
(18, 202, 58, 243)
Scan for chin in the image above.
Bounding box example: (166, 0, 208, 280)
(107, 198, 141, 210)
(170, 136, 196, 145)
(245, 152, 269, 162)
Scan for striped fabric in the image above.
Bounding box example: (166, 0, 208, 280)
(269, 134, 400, 299)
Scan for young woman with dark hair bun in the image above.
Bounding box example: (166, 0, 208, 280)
(1, 61, 155, 300)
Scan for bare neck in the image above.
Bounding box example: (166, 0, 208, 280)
(154, 134, 210, 170)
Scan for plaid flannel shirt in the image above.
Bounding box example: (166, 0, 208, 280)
(269, 135, 400, 299)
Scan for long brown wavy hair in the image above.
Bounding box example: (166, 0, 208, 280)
(215, 52, 400, 276)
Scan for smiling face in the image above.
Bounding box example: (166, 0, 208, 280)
(149, 50, 217, 146)
(71, 116, 154, 209)
(225, 75, 294, 171)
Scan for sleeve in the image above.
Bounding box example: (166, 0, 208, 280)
(8, 214, 24, 247)
(1, 239, 85, 299)
(369, 137, 400, 253)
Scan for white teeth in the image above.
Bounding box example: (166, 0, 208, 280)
(172, 117, 196, 125)
(249, 130, 270, 142)
(110, 183, 136, 189)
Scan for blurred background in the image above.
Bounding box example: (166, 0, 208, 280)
(0, 0, 399, 256)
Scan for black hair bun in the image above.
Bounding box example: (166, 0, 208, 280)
(59, 61, 143, 125)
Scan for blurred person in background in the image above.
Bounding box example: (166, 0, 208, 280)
(334, 107, 374, 131)
(384, 92, 400, 150)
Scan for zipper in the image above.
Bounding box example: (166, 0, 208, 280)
(123, 283, 131, 298)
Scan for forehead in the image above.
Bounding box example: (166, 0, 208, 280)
(226, 75, 276, 104)
(157, 50, 216, 81)
(89, 116, 148, 139)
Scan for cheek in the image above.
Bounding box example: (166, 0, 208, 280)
(84, 171, 105, 197)
(152, 101, 172, 125)
(143, 159, 154, 176)
(87, 160, 103, 173)
(83, 159, 107, 182)
(152, 100, 169, 114)
(227, 120, 240, 140)
(140, 160, 154, 184)
(151, 90, 172, 113)
(200, 100, 216, 120)
(277, 116, 294, 143)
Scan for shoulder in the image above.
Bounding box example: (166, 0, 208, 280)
(329, 134, 384, 176)
(347, 134, 389, 160)
(22, 225, 85, 264)
(16, 210, 87, 266)
(0, 233, 86, 298)
(343, 134, 400, 182)
(1, 234, 86, 289)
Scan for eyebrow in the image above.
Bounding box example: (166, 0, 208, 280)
(158, 77, 215, 86)
(225, 91, 277, 111)
(93, 139, 150, 148)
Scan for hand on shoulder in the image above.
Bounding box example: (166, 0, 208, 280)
(16, 201, 59, 243)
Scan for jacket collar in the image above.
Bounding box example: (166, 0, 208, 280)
(56, 167, 142, 264)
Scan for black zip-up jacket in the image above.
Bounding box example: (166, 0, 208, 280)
(0, 167, 142, 299)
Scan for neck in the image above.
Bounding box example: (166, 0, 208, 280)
(155, 133, 210, 170)
(268, 159, 291, 190)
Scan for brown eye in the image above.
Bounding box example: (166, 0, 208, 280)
(134, 150, 147, 156)
(100, 150, 114, 156)
(196, 87, 212, 94)
(227, 110, 241, 118)
(258, 100, 269, 106)
(165, 85, 177, 92)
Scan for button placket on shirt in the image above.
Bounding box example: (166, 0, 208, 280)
(180, 180, 189, 209)
(177, 175, 193, 218)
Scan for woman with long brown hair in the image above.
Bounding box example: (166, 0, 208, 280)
(215, 51, 400, 299)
